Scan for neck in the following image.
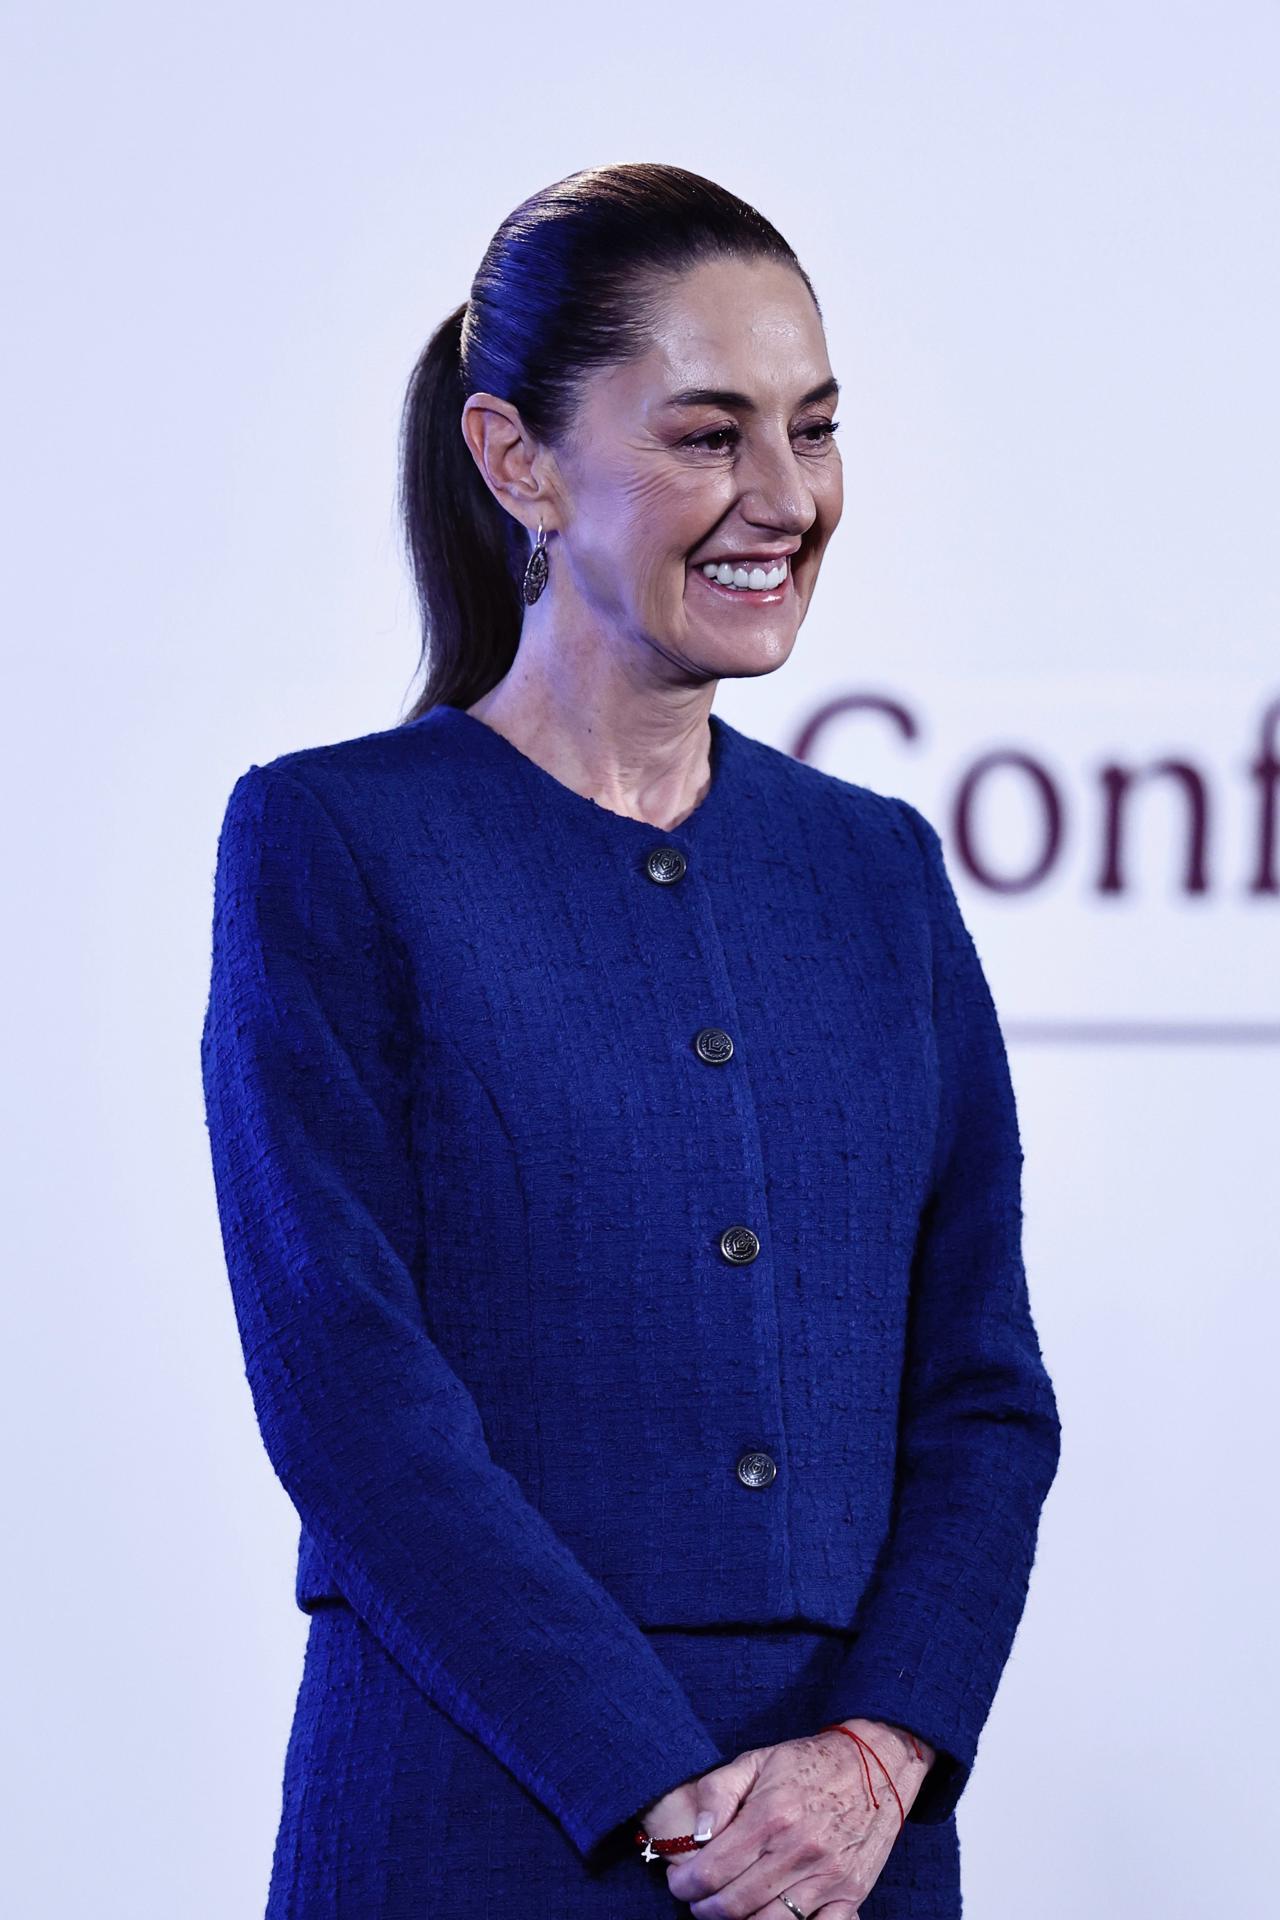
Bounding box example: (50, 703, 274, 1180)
(464, 660, 718, 831)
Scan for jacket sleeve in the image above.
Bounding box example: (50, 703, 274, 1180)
(199, 762, 724, 1862)
(829, 797, 1062, 1824)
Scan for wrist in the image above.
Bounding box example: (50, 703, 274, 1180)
(830, 1716, 936, 1770)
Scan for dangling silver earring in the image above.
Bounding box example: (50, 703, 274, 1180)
(522, 517, 549, 605)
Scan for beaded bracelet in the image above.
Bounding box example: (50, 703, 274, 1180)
(633, 1826, 701, 1863)
(633, 1721, 928, 1861)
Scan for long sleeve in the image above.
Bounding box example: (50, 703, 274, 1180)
(199, 763, 724, 1861)
(830, 798, 1062, 1823)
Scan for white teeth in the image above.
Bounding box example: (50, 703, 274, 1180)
(699, 559, 788, 591)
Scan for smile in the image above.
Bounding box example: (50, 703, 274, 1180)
(691, 560, 791, 603)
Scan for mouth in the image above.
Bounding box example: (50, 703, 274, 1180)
(689, 557, 793, 605)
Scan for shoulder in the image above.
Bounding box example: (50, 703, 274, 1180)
(722, 716, 939, 882)
(212, 708, 469, 868)
(207, 720, 455, 995)
(224, 709, 447, 811)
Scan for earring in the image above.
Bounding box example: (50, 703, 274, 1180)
(522, 517, 549, 605)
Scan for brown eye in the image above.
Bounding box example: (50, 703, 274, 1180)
(686, 426, 740, 453)
(684, 420, 841, 454)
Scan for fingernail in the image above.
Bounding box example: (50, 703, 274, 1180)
(694, 1817, 714, 1842)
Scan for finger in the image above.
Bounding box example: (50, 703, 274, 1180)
(688, 1747, 764, 1844)
(664, 1808, 767, 1904)
(754, 1877, 860, 1920)
(677, 1840, 824, 1918)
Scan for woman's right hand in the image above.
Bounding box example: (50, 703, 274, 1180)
(637, 1776, 714, 1867)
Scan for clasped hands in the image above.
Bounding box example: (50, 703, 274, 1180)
(639, 1717, 935, 1919)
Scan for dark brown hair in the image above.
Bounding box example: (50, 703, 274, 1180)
(396, 162, 819, 721)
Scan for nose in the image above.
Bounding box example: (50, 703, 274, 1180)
(735, 432, 821, 540)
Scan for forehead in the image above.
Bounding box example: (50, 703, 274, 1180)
(584, 257, 832, 418)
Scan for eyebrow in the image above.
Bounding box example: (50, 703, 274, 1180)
(661, 376, 840, 413)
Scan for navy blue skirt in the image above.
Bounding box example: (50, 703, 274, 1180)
(265, 1602, 962, 1917)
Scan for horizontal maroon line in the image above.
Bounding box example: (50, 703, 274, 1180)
(1005, 1021, 1280, 1044)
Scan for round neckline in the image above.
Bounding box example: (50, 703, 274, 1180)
(431, 703, 733, 840)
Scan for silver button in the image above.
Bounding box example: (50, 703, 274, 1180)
(719, 1225, 759, 1264)
(645, 845, 687, 885)
(694, 1026, 734, 1065)
(736, 1451, 777, 1488)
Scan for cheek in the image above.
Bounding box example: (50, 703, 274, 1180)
(817, 463, 844, 526)
(624, 488, 725, 598)
(628, 463, 731, 540)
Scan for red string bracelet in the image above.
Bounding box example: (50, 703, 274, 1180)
(816, 1722, 926, 1834)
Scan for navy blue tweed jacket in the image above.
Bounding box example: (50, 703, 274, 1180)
(200, 702, 1061, 1863)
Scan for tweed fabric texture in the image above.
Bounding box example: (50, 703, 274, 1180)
(267, 1608, 963, 1917)
(200, 702, 1061, 1905)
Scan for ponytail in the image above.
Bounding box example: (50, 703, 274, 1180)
(397, 300, 526, 720)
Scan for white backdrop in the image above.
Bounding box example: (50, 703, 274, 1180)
(3, 3, 1276, 1914)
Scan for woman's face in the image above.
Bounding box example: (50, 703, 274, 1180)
(531, 255, 844, 687)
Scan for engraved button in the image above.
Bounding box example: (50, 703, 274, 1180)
(644, 845, 687, 885)
(693, 1026, 734, 1065)
(719, 1225, 760, 1264)
(736, 1451, 777, 1488)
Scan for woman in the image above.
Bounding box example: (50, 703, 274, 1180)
(201, 163, 1061, 1919)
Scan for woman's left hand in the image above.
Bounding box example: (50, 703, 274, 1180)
(661, 1717, 935, 1918)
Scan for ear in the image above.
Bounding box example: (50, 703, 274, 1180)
(460, 390, 561, 539)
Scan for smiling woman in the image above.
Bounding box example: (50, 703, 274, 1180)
(202, 161, 1060, 1920)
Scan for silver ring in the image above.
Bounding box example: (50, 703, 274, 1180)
(778, 1897, 811, 1920)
